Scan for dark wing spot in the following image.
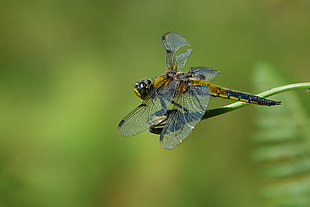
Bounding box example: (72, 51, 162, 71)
(118, 119, 125, 127)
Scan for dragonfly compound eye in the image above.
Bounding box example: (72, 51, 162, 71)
(133, 79, 154, 100)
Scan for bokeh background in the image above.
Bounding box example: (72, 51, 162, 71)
(0, 0, 309, 207)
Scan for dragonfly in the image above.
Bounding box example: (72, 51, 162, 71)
(118, 32, 281, 150)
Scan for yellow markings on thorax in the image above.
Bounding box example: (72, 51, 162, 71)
(178, 81, 187, 93)
(153, 73, 173, 88)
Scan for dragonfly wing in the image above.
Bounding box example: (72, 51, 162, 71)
(162, 32, 192, 71)
(175, 49, 193, 71)
(190, 67, 221, 81)
(118, 79, 178, 136)
(160, 84, 211, 149)
(118, 103, 152, 136)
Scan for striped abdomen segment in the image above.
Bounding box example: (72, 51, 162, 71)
(193, 81, 281, 106)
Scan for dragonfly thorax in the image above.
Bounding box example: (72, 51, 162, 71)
(173, 71, 206, 81)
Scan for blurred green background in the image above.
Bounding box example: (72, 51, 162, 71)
(0, 0, 309, 207)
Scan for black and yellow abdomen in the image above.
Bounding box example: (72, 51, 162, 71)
(192, 80, 281, 106)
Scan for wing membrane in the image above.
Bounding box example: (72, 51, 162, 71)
(160, 84, 211, 149)
(118, 104, 152, 136)
(118, 79, 178, 136)
(162, 32, 192, 71)
(190, 67, 221, 81)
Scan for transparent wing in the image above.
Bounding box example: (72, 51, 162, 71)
(190, 67, 221, 81)
(118, 103, 152, 136)
(118, 79, 178, 136)
(162, 32, 192, 71)
(160, 85, 211, 149)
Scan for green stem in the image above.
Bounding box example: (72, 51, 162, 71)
(203, 82, 310, 120)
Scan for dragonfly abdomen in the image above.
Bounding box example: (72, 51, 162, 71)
(208, 84, 281, 106)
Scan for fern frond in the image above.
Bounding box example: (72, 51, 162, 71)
(251, 63, 310, 207)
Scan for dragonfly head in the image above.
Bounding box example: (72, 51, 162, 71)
(134, 79, 153, 100)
